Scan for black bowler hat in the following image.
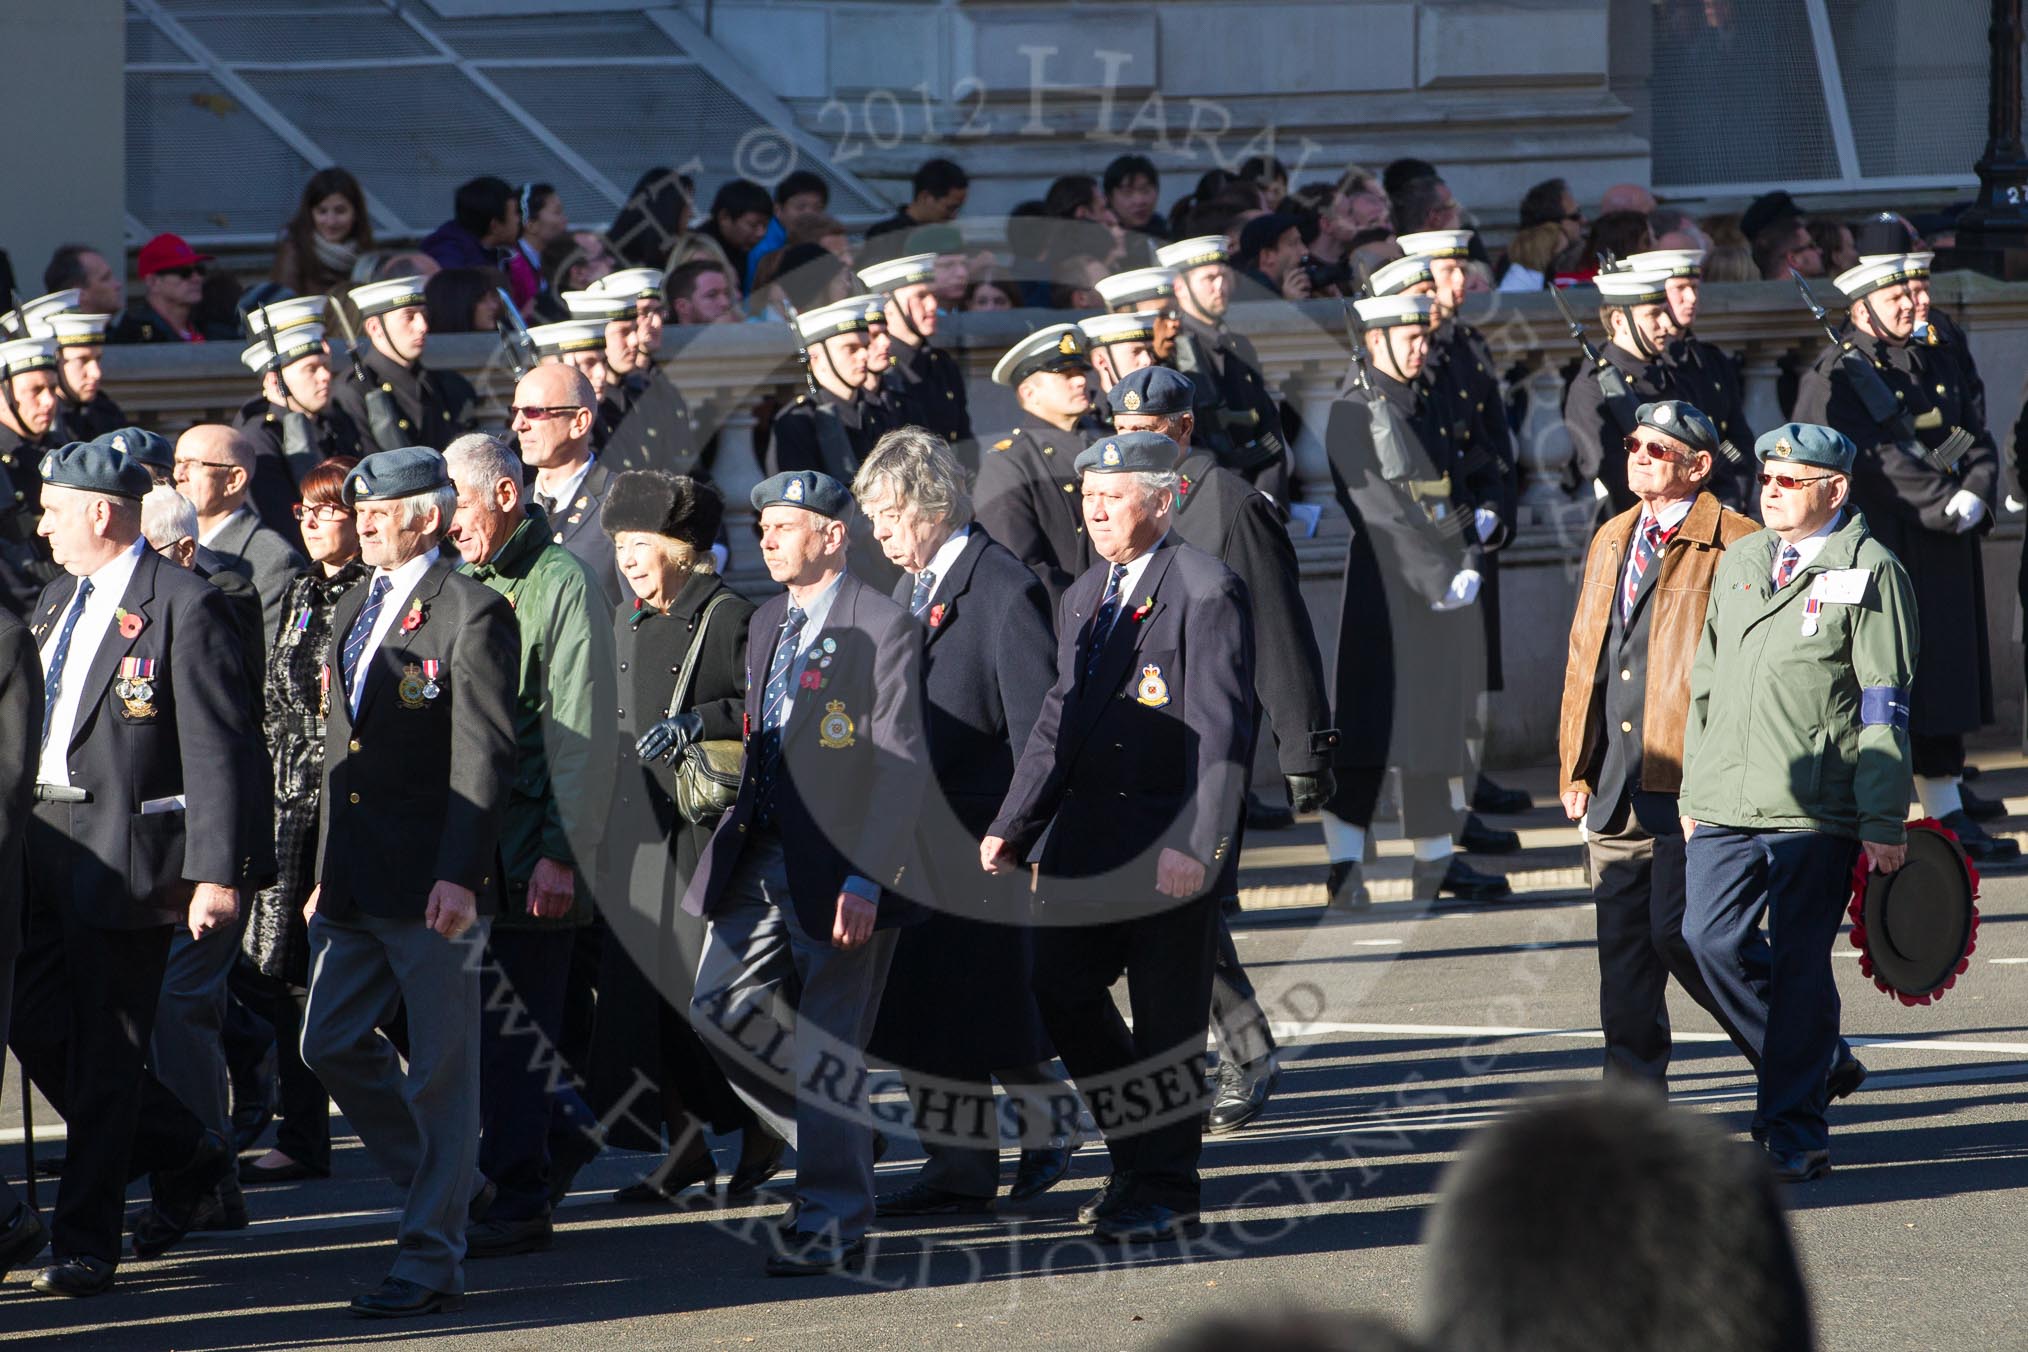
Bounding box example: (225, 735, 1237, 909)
(39, 439, 152, 499)
(1848, 820, 1980, 1005)
(343, 446, 450, 505)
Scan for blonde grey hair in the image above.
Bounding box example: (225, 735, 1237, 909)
(851, 425, 973, 528)
(444, 432, 525, 503)
(140, 485, 197, 548)
(395, 483, 459, 532)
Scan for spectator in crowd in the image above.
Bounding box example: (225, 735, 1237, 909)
(174, 423, 307, 640)
(668, 261, 739, 326)
(110, 234, 213, 344)
(752, 243, 848, 321)
(744, 170, 831, 295)
(1290, 184, 1360, 296)
(43, 242, 125, 317)
(1235, 212, 1307, 299)
(1557, 210, 1654, 285)
(1753, 215, 1823, 280)
(1239, 155, 1291, 211)
(608, 167, 695, 272)
(420, 175, 521, 282)
(1383, 157, 1439, 197)
(423, 267, 506, 335)
(372, 250, 440, 283)
(1050, 254, 1108, 311)
(1420, 1087, 1815, 1352)
(1105, 153, 1168, 265)
(536, 235, 596, 322)
(1042, 174, 1124, 268)
(1499, 178, 1584, 290)
(1649, 205, 1713, 253)
(1738, 189, 1803, 245)
(695, 180, 774, 298)
(273, 168, 375, 298)
(964, 271, 1018, 310)
(1701, 214, 1756, 282)
(513, 183, 569, 315)
(1391, 174, 1463, 236)
(864, 156, 970, 250)
(1600, 183, 1659, 217)
(930, 244, 971, 310)
(1808, 218, 1858, 278)
(1166, 169, 1239, 239)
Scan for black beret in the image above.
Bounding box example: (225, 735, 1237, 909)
(1633, 400, 1720, 457)
(601, 468, 722, 550)
(94, 426, 173, 473)
(1074, 430, 1182, 475)
(751, 469, 851, 521)
(1108, 366, 1194, 418)
(342, 446, 449, 505)
(39, 440, 152, 500)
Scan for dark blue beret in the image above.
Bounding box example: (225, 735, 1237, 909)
(39, 440, 152, 500)
(93, 426, 173, 473)
(751, 469, 851, 521)
(1634, 400, 1720, 457)
(1108, 366, 1195, 419)
(1756, 422, 1856, 474)
(342, 446, 450, 505)
(1074, 430, 1182, 476)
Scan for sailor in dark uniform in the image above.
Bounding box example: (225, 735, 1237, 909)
(234, 314, 362, 533)
(579, 269, 700, 476)
(1617, 248, 1755, 509)
(329, 276, 476, 454)
(1155, 236, 1289, 500)
(0, 336, 66, 617)
(1563, 269, 1685, 515)
(973, 324, 1098, 606)
(1094, 266, 1182, 366)
(557, 287, 631, 449)
(857, 251, 972, 450)
(39, 312, 126, 443)
(1078, 311, 1162, 425)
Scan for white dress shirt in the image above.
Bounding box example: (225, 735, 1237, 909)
(349, 547, 438, 718)
(1639, 495, 1695, 536)
(915, 525, 972, 609)
(197, 504, 252, 548)
(37, 539, 147, 785)
(533, 456, 595, 517)
(1104, 535, 1166, 613)
(1772, 512, 1842, 583)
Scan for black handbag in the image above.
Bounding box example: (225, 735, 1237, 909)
(666, 591, 745, 824)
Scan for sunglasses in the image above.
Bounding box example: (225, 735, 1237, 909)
(1622, 435, 1697, 463)
(292, 503, 348, 523)
(158, 265, 206, 280)
(508, 405, 584, 422)
(1758, 471, 1836, 490)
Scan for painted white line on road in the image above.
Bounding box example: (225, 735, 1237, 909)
(1989, 958, 2028, 965)
(1351, 939, 1404, 947)
(1274, 1020, 2028, 1058)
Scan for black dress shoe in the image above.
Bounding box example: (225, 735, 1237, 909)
(766, 1236, 865, 1277)
(1326, 861, 1371, 913)
(1077, 1173, 1135, 1225)
(546, 1130, 602, 1208)
(466, 1214, 554, 1259)
(468, 1179, 498, 1222)
(1245, 792, 1295, 832)
(229, 1099, 276, 1155)
(239, 1154, 328, 1185)
(132, 1130, 233, 1258)
(1471, 775, 1534, 816)
(1766, 1148, 1832, 1183)
(876, 1181, 994, 1217)
(1008, 1141, 1073, 1201)
(32, 1256, 115, 1297)
(1828, 1054, 1867, 1101)
(728, 1125, 788, 1197)
(1094, 1202, 1203, 1243)
(1412, 856, 1513, 903)
(613, 1149, 719, 1205)
(189, 1180, 249, 1232)
(1961, 784, 2007, 822)
(1939, 809, 2021, 864)
(0, 1205, 48, 1272)
(1460, 814, 1521, 855)
(349, 1275, 466, 1318)
(36, 1154, 64, 1177)
(1205, 1060, 1280, 1135)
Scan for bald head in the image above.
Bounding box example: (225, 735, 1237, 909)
(517, 360, 595, 411)
(512, 362, 598, 471)
(1601, 183, 1658, 216)
(173, 422, 257, 522)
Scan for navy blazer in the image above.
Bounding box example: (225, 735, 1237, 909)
(28, 548, 260, 928)
(682, 571, 929, 938)
(205, 506, 308, 646)
(315, 556, 519, 921)
(0, 610, 42, 950)
(991, 536, 1256, 912)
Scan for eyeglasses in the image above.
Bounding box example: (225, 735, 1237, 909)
(292, 502, 349, 523)
(1758, 471, 1836, 489)
(158, 265, 205, 280)
(173, 459, 237, 475)
(508, 405, 584, 422)
(1622, 435, 1696, 463)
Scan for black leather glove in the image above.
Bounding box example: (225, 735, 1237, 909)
(636, 710, 704, 764)
(1285, 770, 1335, 816)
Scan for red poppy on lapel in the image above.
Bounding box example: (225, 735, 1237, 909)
(400, 597, 425, 632)
(1131, 596, 1155, 623)
(928, 603, 946, 629)
(115, 608, 144, 639)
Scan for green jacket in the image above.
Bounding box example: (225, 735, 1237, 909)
(462, 507, 619, 925)
(1679, 510, 1917, 844)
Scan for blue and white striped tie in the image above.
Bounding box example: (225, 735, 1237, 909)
(340, 575, 391, 697)
(755, 604, 807, 816)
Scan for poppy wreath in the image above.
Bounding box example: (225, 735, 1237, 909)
(1844, 816, 1981, 1006)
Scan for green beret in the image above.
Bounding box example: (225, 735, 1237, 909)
(343, 446, 450, 505)
(1108, 366, 1194, 418)
(39, 440, 152, 500)
(751, 469, 851, 521)
(94, 426, 173, 473)
(1755, 422, 1855, 474)
(1073, 430, 1182, 476)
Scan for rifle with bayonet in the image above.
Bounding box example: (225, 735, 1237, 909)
(1792, 268, 1970, 475)
(331, 298, 404, 452)
(494, 286, 539, 382)
(1337, 298, 1462, 538)
(1552, 283, 1640, 444)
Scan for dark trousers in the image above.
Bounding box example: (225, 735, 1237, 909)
(10, 879, 204, 1264)
(478, 926, 578, 1221)
(588, 929, 754, 1155)
(1911, 732, 1965, 779)
(1587, 793, 1757, 1084)
(1329, 765, 1454, 840)
(1210, 897, 1274, 1070)
(902, 1061, 1074, 1199)
(1684, 827, 1858, 1155)
(1031, 894, 1218, 1211)
(233, 966, 331, 1171)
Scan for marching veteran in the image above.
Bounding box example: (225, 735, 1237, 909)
(1678, 422, 1918, 1184)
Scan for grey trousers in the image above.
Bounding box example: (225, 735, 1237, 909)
(302, 911, 486, 1294)
(690, 833, 896, 1241)
(151, 921, 240, 1147)
(906, 1061, 1070, 1199)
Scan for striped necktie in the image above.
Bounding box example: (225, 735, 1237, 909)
(340, 575, 391, 697)
(1084, 563, 1129, 682)
(755, 604, 807, 817)
(1774, 543, 1802, 589)
(909, 569, 937, 619)
(39, 578, 94, 750)
(1620, 517, 1669, 622)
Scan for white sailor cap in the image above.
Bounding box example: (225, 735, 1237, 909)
(46, 313, 111, 348)
(1860, 251, 1934, 279)
(241, 323, 329, 375)
(1155, 235, 1229, 272)
(1395, 229, 1473, 260)
(562, 289, 635, 323)
(1834, 256, 1921, 301)
(795, 296, 880, 345)
(1078, 311, 1161, 349)
(856, 253, 937, 294)
(1367, 254, 1436, 298)
(594, 268, 666, 302)
(1094, 266, 1175, 310)
(0, 336, 60, 378)
(1353, 294, 1436, 329)
(245, 294, 329, 336)
(348, 276, 427, 318)
(1594, 269, 1671, 305)
(0, 289, 82, 338)
(1620, 248, 1705, 279)
(991, 323, 1091, 386)
(527, 319, 609, 357)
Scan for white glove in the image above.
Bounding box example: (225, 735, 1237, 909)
(1472, 506, 1503, 549)
(1944, 489, 1987, 532)
(1592, 478, 1610, 502)
(2005, 494, 2024, 514)
(1432, 569, 1482, 612)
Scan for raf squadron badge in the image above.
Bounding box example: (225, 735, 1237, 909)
(398, 662, 429, 709)
(1134, 663, 1171, 708)
(818, 700, 856, 748)
(116, 656, 159, 719)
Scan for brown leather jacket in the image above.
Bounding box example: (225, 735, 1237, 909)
(1559, 491, 1759, 799)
